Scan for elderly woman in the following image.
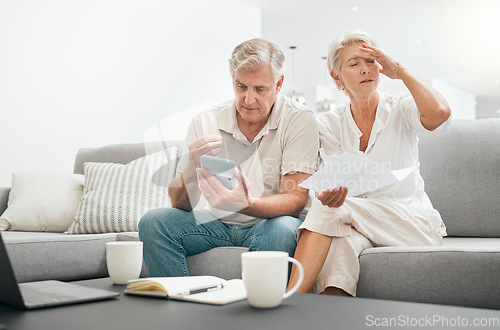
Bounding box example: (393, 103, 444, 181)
(287, 31, 451, 297)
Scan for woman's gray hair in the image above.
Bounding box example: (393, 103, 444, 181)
(229, 38, 285, 82)
(327, 30, 377, 90)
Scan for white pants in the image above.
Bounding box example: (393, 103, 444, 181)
(298, 197, 444, 296)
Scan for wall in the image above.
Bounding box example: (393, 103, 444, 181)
(432, 78, 476, 120)
(0, 0, 261, 187)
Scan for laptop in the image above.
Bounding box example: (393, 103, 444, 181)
(0, 232, 119, 309)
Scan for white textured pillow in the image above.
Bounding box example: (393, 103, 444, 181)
(66, 147, 177, 234)
(0, 172, 84, 232)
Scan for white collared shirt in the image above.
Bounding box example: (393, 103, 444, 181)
(318, 93, 450, 234)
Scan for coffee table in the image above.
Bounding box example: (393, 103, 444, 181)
(1, 278, 499, 330)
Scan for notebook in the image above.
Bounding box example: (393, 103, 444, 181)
(0, 232, 119, 310)
(125, 276, 247, 305)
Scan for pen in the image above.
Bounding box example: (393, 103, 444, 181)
(178, 283, 224, 296)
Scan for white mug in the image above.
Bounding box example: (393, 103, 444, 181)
(106, 241, 143, 285)
(241, 251, 304, 308)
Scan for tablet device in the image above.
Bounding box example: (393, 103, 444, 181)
(200, 155, 236, 190)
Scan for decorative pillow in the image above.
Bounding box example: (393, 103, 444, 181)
(0, 172, 84, 232)
(65, 147, 177, 234)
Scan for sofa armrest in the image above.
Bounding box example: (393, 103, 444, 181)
(0, 187, 10, 215)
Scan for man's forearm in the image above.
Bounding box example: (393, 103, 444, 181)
(168, 163, 201, 211)
(238, 172, 312, 218)
(240, 191, 308, 219)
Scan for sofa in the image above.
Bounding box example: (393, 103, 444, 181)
(0, 118, 498, 310)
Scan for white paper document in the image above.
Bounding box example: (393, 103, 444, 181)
(300, 152, 415, 197)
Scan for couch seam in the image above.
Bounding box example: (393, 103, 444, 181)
(360, 250, 500, 257)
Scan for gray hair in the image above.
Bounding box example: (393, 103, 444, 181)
(229, 38, 285, 82)
(327, 30, 378, 90)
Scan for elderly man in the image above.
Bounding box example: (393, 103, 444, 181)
(139, 38, 319, 277)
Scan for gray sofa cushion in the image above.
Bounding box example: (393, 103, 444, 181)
(419, 119, 500, 237)
(357, 237, 500, 309)
(185, 246, 247, 280)
(2, 231, 122, 283)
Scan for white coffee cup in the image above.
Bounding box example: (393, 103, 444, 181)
(241, 251, 304, 308)
(106, 241, 143, 285)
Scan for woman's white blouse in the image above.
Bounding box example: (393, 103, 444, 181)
(317, 93, 450, 234)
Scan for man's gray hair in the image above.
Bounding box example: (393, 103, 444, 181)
(229, 38, 285, 82)
(327, 30, 378, 90)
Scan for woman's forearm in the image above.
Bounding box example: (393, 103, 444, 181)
(398, 68, 451, 131)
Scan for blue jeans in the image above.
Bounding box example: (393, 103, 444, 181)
(138, 208, 303, 277)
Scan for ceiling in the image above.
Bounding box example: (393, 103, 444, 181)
(238, 0, 500, 118)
